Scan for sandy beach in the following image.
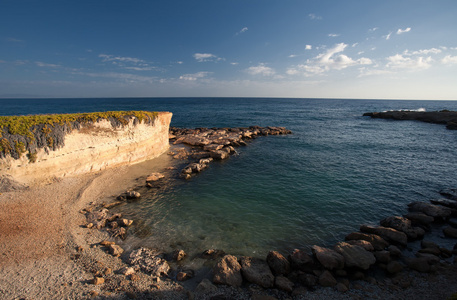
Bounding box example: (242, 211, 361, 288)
(1, 147, 457, 299)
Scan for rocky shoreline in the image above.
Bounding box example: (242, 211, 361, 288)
(363, 110, 457, 130)
(71, 126, 457, 299)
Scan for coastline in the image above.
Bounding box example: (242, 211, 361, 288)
(1, 128, 457, 299)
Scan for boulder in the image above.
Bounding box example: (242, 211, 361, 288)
(274, 275, 294, 292)
(146, 173, 165, 182)
(346, 240, 374, 251)
(345, 232, 389, 251)
(359, 225, 408, 246)
(430, 198, 457, 209)
(92, 277, 105, 285)
(386, 261, 403, 274)
(266, 251, 290, 275)
(119, 267, 135, 276)
(172, 249, 187, 261)
(406, 257, 431, 273)
(380, 216, 425, 240)
(404, 212, 434, 227)
(108, 244, 124, 257)
(213, 255, 242, 287)
(240, 256, 274, 288)
(311, 245, 344, 270)
(443, 226, 457, 238)
(195, 279, 218, 294)
(334, 242, 376, 270)
(128, 247, 170, 276)
(210, 150, 229, 160)
(373, 250, 391, 264)
(387, 245, 402, 257)
(289, 249, 313, 270)
(439, 188, 457, 200)
(318, 270, 337, 287)
(299, 273, 318, 288)
(408, 202, 451, 220)
(126, 191, 141, 199)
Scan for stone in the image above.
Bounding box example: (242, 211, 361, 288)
(291, 287, 308, 297)
(421, 240, 439, 249)
(289, 249, 313, 270)
(201, 249, 226, 259)
(119, 267, 135, 276)
(195, 279, 218, 294)
(266, 251, 290, 275)
(299, 273, 317, 288)
(92, 277, 104, 285)
(172, 249, 187, 261)
(210, 150, 229, 160)
(416, 253, 440, 265)
(118, 219, 133, 227)
(110, 227, 127, 239)
(418, 248, 441, 256)
(107, 213, 122, 222)
(345, 232, 389, 251)
(86, 208, 109, 224)
(126, 191, 141, 199)
(334, 242, 376, 270)
(274, 275, 294, 292)
(360, 225, 408, 246)
(128, 247, 170, 276)
(386, 261, 403, 274)
(406, 257, 431, 273)
(311, 245, 344, 270)
(240, 256, 274, 288)
(444, 226, 457, 238)
(440, 188, 457, 200)
(408, 202, 451, 219)
(346, 240, 374, 251)
(336, 282, 348, 293)
(404, 212, 434, 226)
(318, 270, 337, 287)
(212, 255, 242, 287)
(146, 172, 165, 182)
(374, 250, 391, 264)
(108, 244, 124, 257)
(177, 271, 192, 281)
(431, 198, 457, 209)
(380, 216, 425, 240)
(100, 240, 115, 247)
(387, 245, 402, 257)
(204, 144, 224, 151)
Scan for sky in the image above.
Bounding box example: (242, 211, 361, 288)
(0, 0, 456, 100)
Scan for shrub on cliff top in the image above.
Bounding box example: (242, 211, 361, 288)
(0, 110, 158, 160)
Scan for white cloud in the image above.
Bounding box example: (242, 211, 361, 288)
(230, 62, 239, 65)
(396, 27, 411, 34)
(98, 54, 157, 71)
(179, 71, 212, 81)
(328, 33, 340, 37)
(36, 61, 60, 68)
(386, 54, 432, 70)
(99, 54, 145, 64)
(368, 27, 378, 32)
(384, 32, 392, 40)
(404, 48, 442, 55)
(289, 54, 298, 58)
(74, 71, 158, 83)
(305, 45, 312, 50)
(442, 55, 457, 64)
(308, 13, 322, 20)
(246, 63, 275, 76)
(193, 53, 223, 62)
(352, 43, 358, 48)
(6, 37, 24, 43)
(236, 27, 248, 35)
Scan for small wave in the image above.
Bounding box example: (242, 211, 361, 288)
(383, 108, 426, 112)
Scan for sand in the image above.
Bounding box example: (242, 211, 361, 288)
(1, 152, 457, 300)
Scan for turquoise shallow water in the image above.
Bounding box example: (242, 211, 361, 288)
(2, 98, 457, 257)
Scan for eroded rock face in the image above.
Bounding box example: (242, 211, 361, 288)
(128, 247, 170, 277)
(239, 256, 274, 288)
(334, 242, 376, 270)
(212, 255, 243, 287)
(311, 245, 344, 270)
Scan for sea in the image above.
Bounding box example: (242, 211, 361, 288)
(1, 97, 457, 260)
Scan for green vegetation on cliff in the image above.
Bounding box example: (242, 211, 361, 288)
(0, 111, 159, 161)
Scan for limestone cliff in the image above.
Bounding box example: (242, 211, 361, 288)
(0, 111, 172, 184)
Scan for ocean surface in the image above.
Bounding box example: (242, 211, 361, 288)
(2, 97, 457, 258)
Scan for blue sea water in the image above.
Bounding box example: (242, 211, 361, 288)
(1, 97, 457, 257)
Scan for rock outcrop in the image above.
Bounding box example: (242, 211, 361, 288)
(0, 111, 172, 184)
(363, 110, 457, 130)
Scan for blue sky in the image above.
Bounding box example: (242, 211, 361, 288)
(1, 0, 456, 99)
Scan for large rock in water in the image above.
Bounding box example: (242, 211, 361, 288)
(266, 251, 291, 275)
(345, 232, 389, 251)
(289, 249, 313, 270)
(380, 216, 425, 240)
(311, 245, 344, 270)
(408, 201, 452, 219)
(213, 255, 243, 287)
(360, 225, 408, 246)
(128, 247, 170, 276)
(334, 242, 376, 270)
(239, 256, 274, 288)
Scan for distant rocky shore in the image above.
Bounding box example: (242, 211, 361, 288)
(75, 125, 457, 299)
(363, 110, 457, 130)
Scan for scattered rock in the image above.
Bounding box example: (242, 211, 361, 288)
(201, 249, 226, 259)
(128, 247, 170, 276)
(334, 242, 376, 270)
(274, 275, 294, 292)
(146, 173, 165, 182)
(266, 250, 290, 275)
(108, 244, 124, 257)
(119, 267, 135, 276)
(240, 256, 274, 288)
(172, 249, 187, 262)
(100, 240, 115, 247)
(126, 191, 141, 199)
(92, 277, 105, 285)
(213, 255, 243, 287)
(311, 245, 344, 270)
